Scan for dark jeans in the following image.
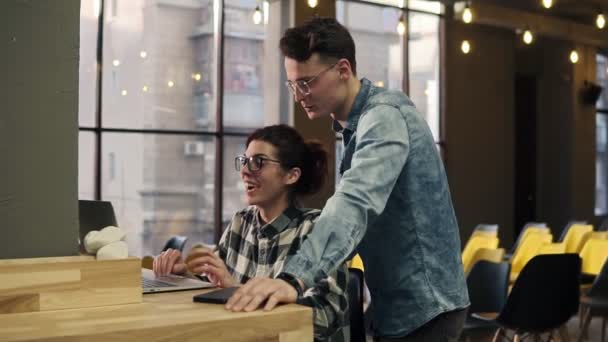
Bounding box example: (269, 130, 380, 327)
(373, 308, 468, 342)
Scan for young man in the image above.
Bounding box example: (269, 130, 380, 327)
(226, 18, 469, 341)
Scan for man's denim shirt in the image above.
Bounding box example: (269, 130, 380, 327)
(282, 78, 470, 337)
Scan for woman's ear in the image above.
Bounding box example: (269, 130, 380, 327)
(284, 167, 301, 186)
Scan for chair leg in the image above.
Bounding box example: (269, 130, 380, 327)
(493, 328, 504, 342)
(602, 317, 606, 342)
(514, 333, 520, 342)
(578, 310, 592, 342)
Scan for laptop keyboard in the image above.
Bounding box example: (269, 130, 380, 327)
(142, 277, 176, 288)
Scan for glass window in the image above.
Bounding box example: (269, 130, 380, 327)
(79, 1, 99, 127)
(101, 0, 218, 131)
(102, 133, 216, 256)
(596, 54, 608, 216)
(408, 12, 440, 141)
(78, 132, 96, 200)
(337, 1, 404, 91)
(223, 136, 248, 227)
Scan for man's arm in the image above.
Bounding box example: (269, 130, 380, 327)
(282, 105, 410, 288)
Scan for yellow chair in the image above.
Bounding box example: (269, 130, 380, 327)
(579, 239, 608, 275)
(561, 224, 593, 253)
(510, 232, 553, 282)
(348, 254, 365, 272)
(471, 230, 498, 239)
(537, 243, 566, 255)
(575, 231, 608, 253)
(462, 236, 500, 273)
(509, 227, 550, 258)
(464, 247, 505, 275)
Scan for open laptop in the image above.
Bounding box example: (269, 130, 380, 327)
(78, 200, 214, 294)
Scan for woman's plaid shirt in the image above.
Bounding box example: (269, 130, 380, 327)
(216, 205, 349, 341)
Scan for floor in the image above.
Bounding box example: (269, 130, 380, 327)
(363, 315, 606, 341)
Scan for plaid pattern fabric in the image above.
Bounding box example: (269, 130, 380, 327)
(216, 205, 349, 342)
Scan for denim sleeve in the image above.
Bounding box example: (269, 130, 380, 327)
(282, 105, 410, 288)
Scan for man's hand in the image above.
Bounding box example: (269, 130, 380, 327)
(225, 278, 298, 312)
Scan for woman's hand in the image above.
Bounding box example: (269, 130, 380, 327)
(153, 248, 187, 276)
(186, 248, 236, 288)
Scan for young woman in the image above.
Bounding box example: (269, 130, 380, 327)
(153, 124, 348, 342)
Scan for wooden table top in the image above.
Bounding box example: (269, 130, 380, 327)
(0, 289, 313, 342)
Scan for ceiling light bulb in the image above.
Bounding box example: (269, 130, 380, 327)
(168, 81, 175, 87)
(193, 73, 202, 81)
(523, 30, 534, 44)
(461, 40, 471, 54)
(121, 90, 127, 96)
(570, 50, 579, 64)
(252, 6, 262, 25)
(462, 6, 473, 24)
(142, 86, 149, 92)
(112, 59, 120, 67)
(542, 0, 553, 9)
(397, 16, 406, 36)
(597, 13, 606, 29)
(140, 51, 147, 58)
(307, 0, 318, 8)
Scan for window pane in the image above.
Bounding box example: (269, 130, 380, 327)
(409, 11, 440, 142)
(337, 1, 404, 90)
(597, 55, 608, 109)
(79, 1, 99, 127)
(79, 132, 96, 200)
(223, 1, 267, 131)
(102, 133, 216, 257)
(596, 114, 608, 216)
(101, 1, 217, 131)
(223, 136, 248, 228)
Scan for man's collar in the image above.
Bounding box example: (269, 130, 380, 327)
(333, 78, 372, 133)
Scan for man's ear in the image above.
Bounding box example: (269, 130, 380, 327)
(337, 58, 353, 79)
(284, 167, 302, 186)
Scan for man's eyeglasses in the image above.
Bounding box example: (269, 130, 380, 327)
(235, 155, 281, 172)
(285, 62, 338, 98)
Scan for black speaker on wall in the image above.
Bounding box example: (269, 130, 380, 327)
(581, 81, 603, 105)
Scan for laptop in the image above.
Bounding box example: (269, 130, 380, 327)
(142, 268, 214, 294)
(78, 200, 214, 293)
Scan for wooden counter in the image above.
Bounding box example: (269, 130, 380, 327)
(0, 289, 313, 341)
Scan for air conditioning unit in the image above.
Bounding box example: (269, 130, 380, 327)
(184, 141, 205, 156)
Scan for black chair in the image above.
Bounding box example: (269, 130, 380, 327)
(475, 254, 581, 341)
(461, 260, 511, 340)
(161, 235, 188, 252)
(558, 220, 588, 242)
(475, 223, 500, 233)
(348, 268, 366, 342)
(579, 258, 608, 342)
(504, 222, 547, 260)
(599, 217, 608, 232)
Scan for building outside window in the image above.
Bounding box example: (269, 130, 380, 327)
(596, 54, 608, 217)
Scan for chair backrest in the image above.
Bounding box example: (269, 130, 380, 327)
(511, 232, 553, 277)
(462, 236, 500, 273)
(465, 248, 505, 275)
(497, 254, 581, 333)
(161, 235, 188, 252)
(598, 217, 608, 232)
(509, 225, 549, 256)
(558, 220, 587, 242)
(588, 257, 608, 299)
(347, 268, 366, 342)
(466, 260, 510, 313)
(348, 254, 365, 272)
(537, 243, 565, 255)
(579, 239, 608, 275)
(562, 224, 593, 253)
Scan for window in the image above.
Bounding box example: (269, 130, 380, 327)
(596, 54, 608, 216)
(79, 0, 281, 256)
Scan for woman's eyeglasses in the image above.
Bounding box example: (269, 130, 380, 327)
(234, 155, 281, 172)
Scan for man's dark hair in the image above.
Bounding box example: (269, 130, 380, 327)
(280, 17, 357, 75)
